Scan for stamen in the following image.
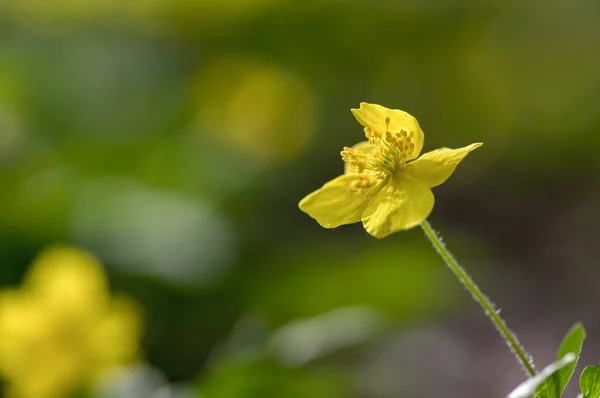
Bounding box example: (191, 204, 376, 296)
(364, 127, 380, 145)
(347, 117, 418, 177)
(350, 173, 377, 197)
(341, 146, 366, 172)
(370, 146, 397, 173)
(385, 131, 394, 143)
(369, 117, 417, 171)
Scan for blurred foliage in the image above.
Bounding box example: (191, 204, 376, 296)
(0, 0, 599, 397)
(197, 357, 350, 398)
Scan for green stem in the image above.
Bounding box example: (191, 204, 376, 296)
(420, 220, 536, 377)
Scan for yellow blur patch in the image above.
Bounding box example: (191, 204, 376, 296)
(195, 57, 317, 161)
(0, 246, 142, 398)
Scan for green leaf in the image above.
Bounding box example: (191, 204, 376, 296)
(536, 323, 586, 398)
(536, 374, 561, 398)
(509, 353, 576, 398)
(555, 323, 586, 393)
(580, 366, 600, 398)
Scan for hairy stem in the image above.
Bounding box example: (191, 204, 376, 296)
(420, 220, 536, 377)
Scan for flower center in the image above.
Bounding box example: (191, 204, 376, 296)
(341, 118, 416, 190)
(375, 117, 415, 169)
(362, 118, 416, 174)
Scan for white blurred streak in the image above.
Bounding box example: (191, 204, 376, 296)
(357, 327, 473, 398)
(95, 365, 197, 398)
(507, 353, 576, 398)
(208, 315, 270, 366)
(72, 178, 235, 286)
(269, 306, 384, 367)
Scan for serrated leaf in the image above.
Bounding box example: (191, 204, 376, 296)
(508, 353, 576, 398)
(580, 365, 600, 398)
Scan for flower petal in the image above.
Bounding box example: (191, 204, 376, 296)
(344, 140, 373, 174)
(405, 143, 482, 188)
(350, 102, 424, 160)
(361, 174, 434, 238)
(299, 173, 386, 228)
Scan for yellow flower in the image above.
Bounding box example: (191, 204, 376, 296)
(0, 246, 142, 398)
(299, 103, 482, 238)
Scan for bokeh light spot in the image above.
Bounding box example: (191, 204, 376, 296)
(195, 57, 317, 161)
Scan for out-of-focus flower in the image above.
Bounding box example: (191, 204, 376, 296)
(299, 103, 482, 238)
(0, 246, 142, 398)
(195, 57, 316, 161)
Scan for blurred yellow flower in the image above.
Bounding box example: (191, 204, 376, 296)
(299, 103, 482, 238)
(0, 246, 141, 398)
(195, 57, 316, 161)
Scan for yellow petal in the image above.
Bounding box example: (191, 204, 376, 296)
(24, 246, 110, 318)
(404, 143, 482, 188)
(350, 102, 424, 160)
(92, 296, 141, 372)
(344, 140, 373, 174)
(299, 173, 386, 228)
(361, 174, 434, 238)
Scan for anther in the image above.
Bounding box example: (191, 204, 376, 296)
(341, 146, 367, 172)
(340, 146, 353, 161)
(350, 174, 376, 195)
(364, 127, 381, 144)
